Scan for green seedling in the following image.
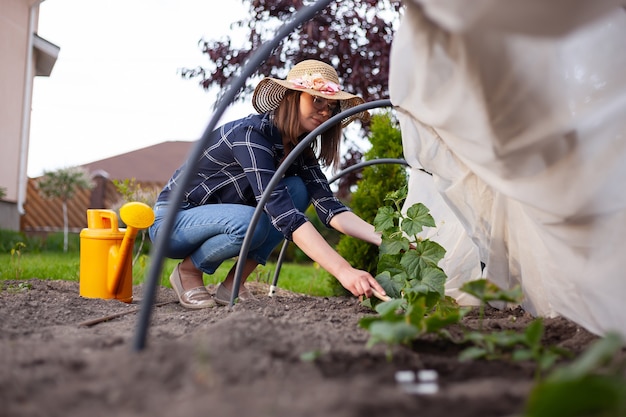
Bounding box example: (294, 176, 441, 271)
(373, 187, 446, 299)
(460, 318, 572, 380)
(300, 350, 324, 362)
(524, 332, 626, 417)
(5, 281, 32, 293)
(460, 278, 523, 330)
(359, 187, 467, 358)
(458, 279, 570, 379)
(10, 241, 26, 280)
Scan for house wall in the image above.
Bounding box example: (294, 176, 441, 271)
(0, 0, 36, 230)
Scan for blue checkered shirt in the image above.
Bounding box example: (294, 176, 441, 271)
(156, 113, 349, 241)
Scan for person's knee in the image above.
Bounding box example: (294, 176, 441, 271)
(243, 218, 271, 248)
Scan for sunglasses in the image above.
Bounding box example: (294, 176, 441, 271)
(312, 96, 340, 114)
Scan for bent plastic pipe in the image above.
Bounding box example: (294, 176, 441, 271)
(132, 0, 335, 352)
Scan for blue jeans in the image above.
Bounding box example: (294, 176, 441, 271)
(148, 176, 310, 274)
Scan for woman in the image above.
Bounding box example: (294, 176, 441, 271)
(149, 59, 386, 309)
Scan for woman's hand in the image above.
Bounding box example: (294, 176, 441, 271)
(291, 222, 386, 298)
(335, 264, 386, 299)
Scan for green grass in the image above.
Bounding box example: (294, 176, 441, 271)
(0, 252, 81, 281)
(0, 252, 342, 297)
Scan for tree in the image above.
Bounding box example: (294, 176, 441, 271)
(181, 0, 401, 106)
(37, 167, 93, 252)
(180, 0, 402, 191)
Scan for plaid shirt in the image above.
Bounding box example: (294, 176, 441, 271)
(156, 113, 349, 241)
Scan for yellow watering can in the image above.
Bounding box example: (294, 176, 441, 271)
(79, 202, 155, 303)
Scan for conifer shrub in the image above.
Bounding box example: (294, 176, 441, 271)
(335, 112, 407, 282)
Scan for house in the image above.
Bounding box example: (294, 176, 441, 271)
(21, 140, 193, 236)
(1, 0, 59, 231)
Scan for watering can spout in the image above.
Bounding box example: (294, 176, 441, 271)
(108, 202, 155, 296)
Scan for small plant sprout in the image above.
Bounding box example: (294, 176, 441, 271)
(460, 278, 523, 330)
(524, 332, 626, 417)
(10, 242, 26, 280)
(6, 282, 32, 293)
(460, 318, 572, 380)
(458, 279, 571, 379)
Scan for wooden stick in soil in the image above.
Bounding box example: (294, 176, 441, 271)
(77, 300, 176, 327)
(372, 288, 392, 302)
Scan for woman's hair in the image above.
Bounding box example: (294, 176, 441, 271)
(274, 90, 343, 170)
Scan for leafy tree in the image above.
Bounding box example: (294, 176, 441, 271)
(180, 0, 401, 105)
(37, 167, 93, 252)
(180, 0, 402, 194)
(0, 187, 6, 199)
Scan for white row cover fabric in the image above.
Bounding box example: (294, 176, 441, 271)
(390, 0, 626, 339)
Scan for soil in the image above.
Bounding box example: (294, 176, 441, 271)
(0, 278, 600, 417)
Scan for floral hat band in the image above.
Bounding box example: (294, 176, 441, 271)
(252, 60, 370, 127)
(289, 73, 340, 95)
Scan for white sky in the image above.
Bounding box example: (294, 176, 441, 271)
(28, 0, 254, 177)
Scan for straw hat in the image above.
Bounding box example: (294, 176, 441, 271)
(252, 60, 369, 127)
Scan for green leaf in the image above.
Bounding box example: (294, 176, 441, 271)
(460, 279, 523, 304)
(416, 240, 446, 268)
(358, 315, 379, 330)
(536, 351, 560, 373)
(425, 308, 463, 333)
(405, 297, 428, 329)
(400, 243, 446, 286)
(401, 203, 436, 235)
(487, 330, 527, 348)
(524, 318, 545, 348)
(547, 332, 624, 382)
(512, 349, 535, 362)
(400, 250, 424, 279)
(379, 237, 410, 255)
(374, 298, 405, 318)
(375, 270, 404, 299)
(384, 187, 407, 205)
(377, 254, 404, 276)
(365, 321, 420, 348)
(525, 375, 626, 417)
(374, 206, 397, 232)
(419, 267, 447, 297)
(459, 346, 488, 362)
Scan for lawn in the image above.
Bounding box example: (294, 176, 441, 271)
(0, 251, 339, 297)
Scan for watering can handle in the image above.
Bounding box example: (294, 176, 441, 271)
(86, 209, 119, 231)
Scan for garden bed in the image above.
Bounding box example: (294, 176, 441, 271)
(0, 279, 599, 417)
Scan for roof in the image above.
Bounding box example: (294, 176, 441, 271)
(80, 140, 194, 184)
(22, 141, 195, 234)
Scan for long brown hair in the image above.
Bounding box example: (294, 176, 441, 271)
(273, 90, 343, 170)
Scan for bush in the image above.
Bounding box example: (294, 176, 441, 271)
(336, 112, 407, 276)
(0, 229, 28, 253)
(41, 232, 81, 253)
